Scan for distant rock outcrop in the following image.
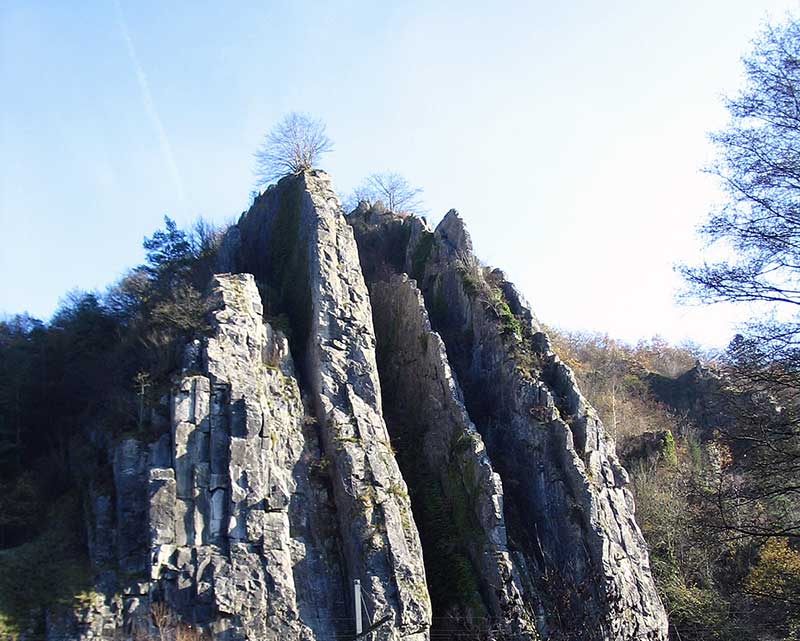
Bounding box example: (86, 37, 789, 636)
(647, 362, 731, 435)
(617, 430, 677, 470)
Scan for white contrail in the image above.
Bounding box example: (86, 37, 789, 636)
(114, 0, 186, 204)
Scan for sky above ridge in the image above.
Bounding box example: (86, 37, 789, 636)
(2, 0, 798, 348)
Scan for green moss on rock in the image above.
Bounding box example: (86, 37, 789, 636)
(411, 230, 434, 282)
(260, 179, 313, 370)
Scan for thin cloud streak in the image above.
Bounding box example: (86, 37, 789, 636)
(114, 0, 186, 204)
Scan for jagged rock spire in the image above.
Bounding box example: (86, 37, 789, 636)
(58, 171, 666, 641)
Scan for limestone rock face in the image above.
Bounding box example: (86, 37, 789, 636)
(113, 438, 149, 576)
(349, 206, 669, 641)
(45, 171, 667, 641)
(237, 172, 432, 641)
(371, 273, 538, 640)
(305, 177, 432, 641)
(148, 273, 314, 639)
(146, 273, 347, 641)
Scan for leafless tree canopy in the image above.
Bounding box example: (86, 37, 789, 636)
(680, 16, 800, 544)
(680, 19, 800, 316)
(349, 172, 425, 214)
(254, 112, 333, 187)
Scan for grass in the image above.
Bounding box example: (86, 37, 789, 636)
(662, 430, 678, 466)
(414, 465, 486, 619)
(456, 265, 481, 298)
(487, 288, 522, 339)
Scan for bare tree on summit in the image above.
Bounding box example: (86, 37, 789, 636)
(348, 172, 425, 214)
(254, 112, 333, 187)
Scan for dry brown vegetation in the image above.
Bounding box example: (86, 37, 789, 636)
(549, 329, 800, 640)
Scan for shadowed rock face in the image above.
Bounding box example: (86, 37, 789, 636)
(371, 274, 538, 641)
(350, 205, 669, 641)
(646, 363, 732, 436)
(47, 172, 666, 641)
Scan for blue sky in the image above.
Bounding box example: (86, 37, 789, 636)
(1, 0, 798, 347)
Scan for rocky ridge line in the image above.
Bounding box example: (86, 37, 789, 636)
(40, 171, 667, 641)
(348, 203, 669, 641)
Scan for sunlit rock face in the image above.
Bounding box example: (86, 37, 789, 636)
(237, 172, 432, 641)
(46, 171, 666, 641)
(147, 272, 335, 641)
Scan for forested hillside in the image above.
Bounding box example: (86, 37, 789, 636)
(0, 218, 224, 638)
(551, 331, 800, 641)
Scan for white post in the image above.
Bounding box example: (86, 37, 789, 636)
(354, 579, 362, 635)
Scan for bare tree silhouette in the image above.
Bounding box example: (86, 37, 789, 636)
(254, 112, 333, 187)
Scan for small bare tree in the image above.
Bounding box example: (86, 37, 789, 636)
(150, 601, 174, 641)
(254, 112, 333, 187)
(348, 172, 425, 214)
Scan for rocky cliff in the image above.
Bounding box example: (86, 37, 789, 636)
(349, 204, 667, 641)
(41, 171, 667, 641)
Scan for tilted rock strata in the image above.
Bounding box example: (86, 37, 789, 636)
(237, 172, 432, 640)
(149, 273, 345, 640)
(53, 176, 432, 641)
(50, 273, 347, 641)
(430, 211, 666, 640)
(349, 205, 668, 641)
(371, 273, 538, 640)
(41, 173, 666, 641)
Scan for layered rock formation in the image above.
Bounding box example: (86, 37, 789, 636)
(147, 272, 342, 640)
(371, 274, 538, 640)
(349, 204, 668, 640)
(236, 172, 431, 640)
(43, 170, 667, 641)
